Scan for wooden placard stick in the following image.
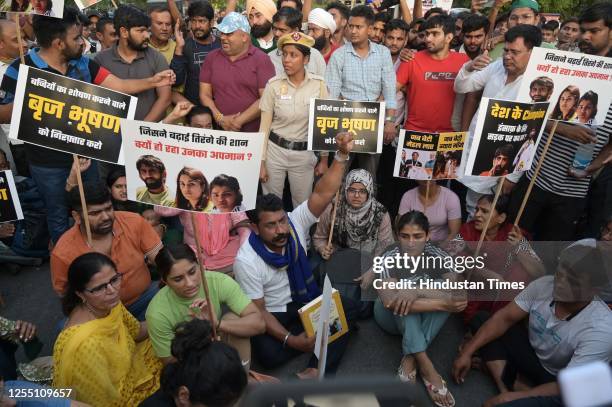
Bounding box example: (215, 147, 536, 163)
(425, 180, 430, 208)
(475, 177, 504, 257)
(14, 14, 25, 65)
(513, 120, 559, 227)
(190, 212, 218, 338)
(73, 154, 92, 246)
(326, 190, 340, 247)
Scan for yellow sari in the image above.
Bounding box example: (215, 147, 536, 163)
(53, 303, 161, 407)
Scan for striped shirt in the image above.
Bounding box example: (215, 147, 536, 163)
(325, 40, 397, 109)
(526, 105, 611, 198)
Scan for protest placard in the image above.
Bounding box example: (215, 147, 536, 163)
(464, 98, 549, 177)
(0, 0, 64, 17)
(73, 0, 102, 10)
(121, 119, 264, 213)
(9, 65, 137, 164)
(393, 130, 465, 180)
(0, 170, 23, 224)
(517, 47, 612, 125)
(308, 99, 385, 154)
(407, 0, 452, 13)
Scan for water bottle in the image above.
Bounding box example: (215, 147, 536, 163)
(571, 142, 595, 171)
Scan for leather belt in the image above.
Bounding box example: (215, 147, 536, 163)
(269, 131, 308, 151)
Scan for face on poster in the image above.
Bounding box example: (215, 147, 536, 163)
(0, 0, 63, 17)
(517, 47, 612, 126)
(0, 170, 23, 223)
(9, 65, 136, 165)
(121, 119, 264, 213)
(464, 98, 549, 177)
(393, 130, 465, 180)
(308, 99, 385, 154)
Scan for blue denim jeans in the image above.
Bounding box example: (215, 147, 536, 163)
(28, 162, 99, 244)
(374, 299, 449, 355)
(126, 281, 159, 321)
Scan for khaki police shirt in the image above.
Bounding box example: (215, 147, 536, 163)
(260, 71, 328, 142)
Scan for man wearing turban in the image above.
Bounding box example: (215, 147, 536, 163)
(247, 0, 277, 51)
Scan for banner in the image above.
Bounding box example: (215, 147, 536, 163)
(464, 98, 549, 177)
(517, 47, 612, 125)
(74, 0, 102, 10)
(9, 66, 136, 164)
(0, 170, 23, 223)
(407, 0, 452, 13)
(393, 130, 465, 180)
(308, 99, 385, 154)
(0, 0, 64, 17)
(121, 119, 264, 213)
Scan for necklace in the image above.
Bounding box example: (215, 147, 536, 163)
(83, 302, 109, 319)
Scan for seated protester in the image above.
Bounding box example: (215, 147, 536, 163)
(398, 181, 462, 242)
(313, 169, 394, 260)
(452, 194, 545, 325)
(53, 253, 162, 406)
(50, 182, 163, 321)
(370, 211, 466, 407)
(234, 132, 357, 379)
(140, 319, 248, 407)
(452, 242, 612, 406)
(162, 102, 214, 129)
(146, 244, 265, 368)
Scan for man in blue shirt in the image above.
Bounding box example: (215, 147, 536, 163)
(325, 5, 397, 178)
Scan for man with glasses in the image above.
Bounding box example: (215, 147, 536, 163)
(170, 1, 221, 106)
(453, 24, 541, 219)
(51, 182, 163, 321)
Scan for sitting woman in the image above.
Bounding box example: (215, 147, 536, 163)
(141, 319, 247, 407)
(175, 167, 214, 212)
(398, 180, 462, 242)
(53, 252, 161, 406)
(370, 211, 466, 407)
(146, 244, 265, 369)
(313, 169, 394, 260)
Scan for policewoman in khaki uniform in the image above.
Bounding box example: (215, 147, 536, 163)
(259, 32, 329, 208)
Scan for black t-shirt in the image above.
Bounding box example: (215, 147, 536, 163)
(138, 390, 175, 407)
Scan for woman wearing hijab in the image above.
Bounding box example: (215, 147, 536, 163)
(314, 169, 394, 259)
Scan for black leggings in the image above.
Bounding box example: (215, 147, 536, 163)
(469, 311, 557, 390)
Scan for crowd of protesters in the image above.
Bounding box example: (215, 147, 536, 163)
(0, 0, 611, 406)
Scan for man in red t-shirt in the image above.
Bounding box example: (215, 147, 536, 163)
(396, 15, 470, 132)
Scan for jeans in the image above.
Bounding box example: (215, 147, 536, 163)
(28, 162, 99, 244)
(126, 281, 159, 321)
(374, 299, 449, 355)
(251, 296, 358, 376)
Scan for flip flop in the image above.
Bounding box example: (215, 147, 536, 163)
(422, 375, 456, 407)
(397, 364, 417, 384)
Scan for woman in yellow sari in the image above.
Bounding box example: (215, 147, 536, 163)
(53, 253, 161, 407)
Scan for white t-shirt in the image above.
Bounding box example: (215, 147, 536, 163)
(234, 201, 318, 312)
(514, 275, 612, 375)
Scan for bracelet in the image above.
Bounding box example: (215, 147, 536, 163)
(334, 150, 349, 162)
(282, 332, 291, 348)
(214, 112, 224, 122)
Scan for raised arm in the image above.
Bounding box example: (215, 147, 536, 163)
(100, 70, 176, 95)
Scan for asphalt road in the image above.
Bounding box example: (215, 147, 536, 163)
(0, 263, 498, 406)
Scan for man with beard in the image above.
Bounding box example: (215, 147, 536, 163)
(135, 155, 174, 206)
(451, 11, 472, 50)
(0, 8, 175, 244)
(247, 0, 277, 52)
(269, 7, 326, 75)
(234, 132, 357, 380)
(148, 6, 175, 63)
(370, 12, 391, 44)
(397, 15, 470, 133)
(326, 1, 349, 46)
(51, 182, 164, 321)
(556, 17, 580, 51)
(480, 145, 513, 176)
(528, 76, 554, 102)
(171, 1, 220, 106)
(95, 5, 172, 121)
(307, 8, 338, 64)
(199, 12, 275, 132)
(407, 18, 426, 50)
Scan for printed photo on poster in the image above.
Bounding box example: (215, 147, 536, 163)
(517, 47, 612, 125)
(464, 98, 549, 177)
(121, 119, 264, 213)
(9, 65, 137, 164)
(407, 0, 452, 13)
(394, 130, 465, 180)
(0, 0, 64, 17)
(0, 170, 23, 223)
(308, 99, 385, 154)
